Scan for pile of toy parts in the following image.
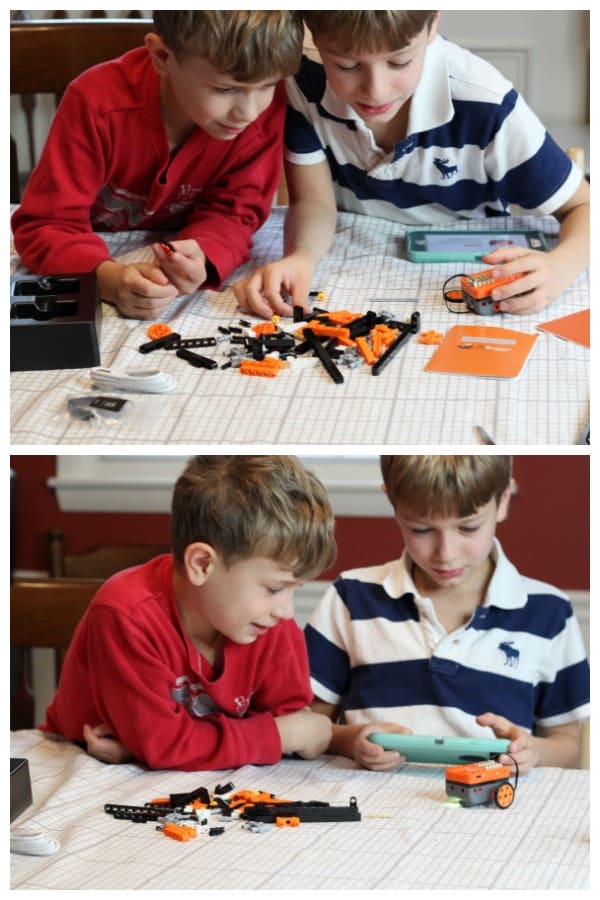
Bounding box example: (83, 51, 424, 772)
(104, 783, 361, 842)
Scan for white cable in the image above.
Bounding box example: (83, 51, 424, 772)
(10, 828, 60, 856)
(90, 367, 177, 393)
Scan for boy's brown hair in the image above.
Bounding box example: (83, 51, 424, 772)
(152, 11, 304, 81)
(302, 11, 438, 54)
(380, 455, 512, 519)
(171, 456, 336, 580)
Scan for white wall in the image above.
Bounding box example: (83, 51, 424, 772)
(438, 11, 589, 126)
(438, 10, 590, 166)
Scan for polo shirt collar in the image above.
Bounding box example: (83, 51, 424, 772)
(382, 539, 528, 610)
(406, 35, 454, 136)
(484, 539, 529, 610)
(321, 81, 365, 131)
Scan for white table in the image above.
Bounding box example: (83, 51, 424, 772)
(10, 730, 589, 891)
(11, 210, 589, 445)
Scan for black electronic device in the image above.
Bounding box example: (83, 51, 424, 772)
(10, 273, 101, 371)
(10, 758, 33, 823)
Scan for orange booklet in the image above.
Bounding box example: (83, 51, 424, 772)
(536, 308, 590, 348)
(425, 325, 538, 379)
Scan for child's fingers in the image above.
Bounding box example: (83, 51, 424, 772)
(234, 279, 289, 320)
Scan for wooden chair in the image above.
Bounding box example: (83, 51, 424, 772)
(11, 534, 168, 730)
(47, 528, 169, 579)
(10, 577, 101, 730)
(10, 17, 152, 201)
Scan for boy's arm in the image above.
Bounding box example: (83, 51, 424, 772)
(11, 88, 178, 319)
(477, 713, 582, 772)
(60, 606, 289, 771)
(482, 174, 590, 315)
(233, 159, 337, 318)
(310, 697, 411, 771)
(79, 607, 327, 771)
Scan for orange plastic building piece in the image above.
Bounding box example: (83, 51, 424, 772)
(324, 310, 362, 325)
(355, 336, 376, 366)
(370, 324, 399, 357)
(252, 322, 277, 335)
(460, 269, 524, 301)
(239, 358, 286, 377)
(446, 761, 510, 785)
(162, 823, 197, 841)
(418, 330, 445, 345)
(147, 323, 173, 340)
(276, 816, 300, 827)
(299, 323, 353, 344)
(228, 790, 293, 811)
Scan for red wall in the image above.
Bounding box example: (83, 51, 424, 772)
(10, 454, 590, 588)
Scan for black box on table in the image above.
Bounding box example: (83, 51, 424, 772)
(10, 757, 33, 823)
(10, 273, 101, 371)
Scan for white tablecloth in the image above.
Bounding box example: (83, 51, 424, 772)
(11, 211, 589, 445)
(10, 729, 590, 890)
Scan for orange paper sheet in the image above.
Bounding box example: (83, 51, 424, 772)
(425, 325, 538, 379)
(536, 308, 590, 348)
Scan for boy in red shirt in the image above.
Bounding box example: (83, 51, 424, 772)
(12, 12, 303, 319)
(43, 456, 336, 770)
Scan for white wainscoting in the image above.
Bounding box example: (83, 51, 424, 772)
(48, 455, 389, 516)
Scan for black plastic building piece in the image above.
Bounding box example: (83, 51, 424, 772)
(169, 786, 211, 807)
(214, 782, 235, 795)
(104, 803, 173, 822)
(303, 328, 344, 384)
(372, 312, 420, 376)
(164, 337, 217, 350)
(139, 332, 182, 353)
(240, 797, 360, 823)
(176, 348, 218, 369)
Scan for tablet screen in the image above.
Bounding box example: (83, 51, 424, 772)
(423, 232, 531, 253)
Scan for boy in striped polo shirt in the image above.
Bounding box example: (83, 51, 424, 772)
(234, 11, 589, 320)
(305, 456, 589, 773)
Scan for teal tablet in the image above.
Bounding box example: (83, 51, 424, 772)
(406, 229, 548, 263)
(368, 733, 510, 764)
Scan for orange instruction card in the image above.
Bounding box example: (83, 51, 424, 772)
(425, 325, 539, 379)
(536, 308, 590, 348)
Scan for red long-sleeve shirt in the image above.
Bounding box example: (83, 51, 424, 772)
(42, 556, 313, 771)
(12, 47, 285, 285)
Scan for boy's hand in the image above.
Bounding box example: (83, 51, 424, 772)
(233, 251, 315, 319)
(152, 239, 208, 297)
(83, 722, 135, 765)
(275, 708, 332, 759)
(476, 712, 538, 774)
(96, 260, 178, 319)
(352, 722, 411, 771)
(481, 247, 564, 315)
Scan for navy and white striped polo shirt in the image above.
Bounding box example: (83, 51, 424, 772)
(285, 36, 582, 224)
(305, 541, 590, 736)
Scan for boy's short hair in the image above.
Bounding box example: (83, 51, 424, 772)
(303, 11, 438, 54)
(380, 455, 512, 519)
(171, 456, 336, 580)
(152, 11, 304, 81)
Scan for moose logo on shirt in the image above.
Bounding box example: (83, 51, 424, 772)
(434, 157, 459, 179)
(498, 640, 520, 667)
